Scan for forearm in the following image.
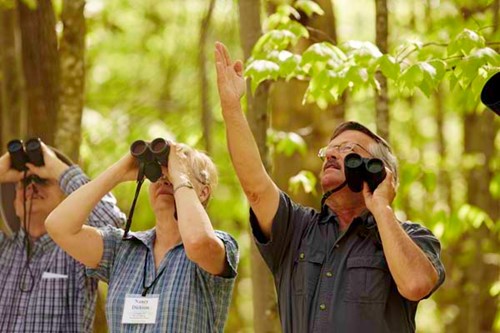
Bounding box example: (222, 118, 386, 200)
(60, 166, 125, 228)
(222, 104, 273, 195)
(173, 182, 225, 274)
(46, 163, 123, 237)
(372, 205, 438, 300)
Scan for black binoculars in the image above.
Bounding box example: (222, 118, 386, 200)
(130, 138, 170, 182)
(481, 72, 500, 116)
(344, 153, 386, 193)
(7, 138, 44, 171)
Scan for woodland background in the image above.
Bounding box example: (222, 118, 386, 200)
(0, 0, 498, 332)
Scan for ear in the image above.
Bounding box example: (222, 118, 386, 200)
(198, 185, 211, 205)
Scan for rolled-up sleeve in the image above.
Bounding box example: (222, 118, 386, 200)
(59, 165, 126, 228)
(86, 225, 124, 282)
(403, 222, 446, 296)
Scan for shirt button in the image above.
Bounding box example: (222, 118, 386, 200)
(319, 304, 326, 311)
(299, 253, 305, 260)
(326, 271, 333, 277)
(334, 244, 340, 249)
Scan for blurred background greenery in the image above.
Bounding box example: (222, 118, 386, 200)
(0, 0, 498, 332)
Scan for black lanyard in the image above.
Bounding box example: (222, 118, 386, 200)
(141, 249, 167, 296)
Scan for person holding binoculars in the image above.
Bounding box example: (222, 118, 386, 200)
(0, 139, 125, 332)
(215, 41, 445, 333)
(45, 139, 239, 333)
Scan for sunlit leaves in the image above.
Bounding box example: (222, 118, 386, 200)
(289, 170, 317, 195)
(268, 130, 307, 157)
(447, 29, 485, 56)
(245, 59, 280, 93)
(458, 204, 496, 230)
(295, 0, 325, 17)
(378, 55, 400, 80)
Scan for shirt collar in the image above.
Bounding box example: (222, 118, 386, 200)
(125, 228, 183, 252)
(319, 204, 375, 227)
(14, 228, 56, 253)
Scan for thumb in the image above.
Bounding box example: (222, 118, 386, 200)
(234, 60, 244, 76)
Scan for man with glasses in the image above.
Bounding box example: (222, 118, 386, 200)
(215, 42, 445, 332)
(0, 143, 125, 332)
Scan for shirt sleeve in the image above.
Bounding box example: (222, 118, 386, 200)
(196, 230, 239, 281)
(85, 225, 124, 283)
(59, 165, 126, 228)
(250, 191, 312, 274)
(402, 222, 446, 297)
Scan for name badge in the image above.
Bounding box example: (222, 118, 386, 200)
(121, 294, 159, 324)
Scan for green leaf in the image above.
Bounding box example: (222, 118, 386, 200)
(245, 60, 280, 93)
(289, 170, 317, 195)
(378, 55, 400, 80)
(275, 51, 302, 79)
(343, 41, 383, 65)
(448, 29, 485, 56)
(295, 0, 325, 17)
(274, 131, 307, 157)
(458, 204, 495, 230)
(301, 42, 346, 67)
(398, 64, 424, 93)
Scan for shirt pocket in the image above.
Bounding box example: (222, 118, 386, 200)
(292, 249, 325, 296)
(32, 277, 69, 316)
(344, 256, 390, 303)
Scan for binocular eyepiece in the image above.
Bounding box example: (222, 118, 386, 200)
(7, 138, 44, 171)
(130, 138, 170, 182)
(344, 153, 386, 193)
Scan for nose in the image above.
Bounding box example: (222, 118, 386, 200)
(23, 182, 38, 197)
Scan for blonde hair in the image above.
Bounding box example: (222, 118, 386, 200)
(178, 144, 218, 205)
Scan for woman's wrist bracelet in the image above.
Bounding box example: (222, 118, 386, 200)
(173, 181, 194, 194)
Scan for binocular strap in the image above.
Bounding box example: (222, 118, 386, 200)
(122, 178, 145, 240)
(320, 181, 347, 208)
(19, 171, 36, 292)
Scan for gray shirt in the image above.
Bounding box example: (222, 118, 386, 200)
(251, 191, 445, 333)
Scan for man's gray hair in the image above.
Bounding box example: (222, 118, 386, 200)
(331, 121, 399, 186)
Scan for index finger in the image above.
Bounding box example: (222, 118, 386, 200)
(215, 41, 232, 67)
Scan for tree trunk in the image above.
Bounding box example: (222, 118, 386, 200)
(460, 111, 499, 333)
(374, 0, 389, 139)
(17, 0, 59, 144)
(198, 0, 216, 154)
(0, 3, 27, 148)
(55, 0, 85, 162)
(238, 1, 280, 332)
(272, 0, 343, 211)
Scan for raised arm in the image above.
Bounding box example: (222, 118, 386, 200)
(45, 154, 137, 268)
(166, 143, 231, 276)
(215, 42, 279, 239)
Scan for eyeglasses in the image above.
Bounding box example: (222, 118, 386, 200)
(318, 142, 371, 161)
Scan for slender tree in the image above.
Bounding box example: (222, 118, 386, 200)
(0, 2, 26, 148)
(55, 0, 86, 162)
(17, 0, 59, 144)
(198, 0, 216, 154)
(238, 0, 280, 332)
(374, 0, 389, 138)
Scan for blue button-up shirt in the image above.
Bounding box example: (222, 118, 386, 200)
(0, 166, 126, 332)
(251, 191, 445, 333)
(87, 225, 239, 333)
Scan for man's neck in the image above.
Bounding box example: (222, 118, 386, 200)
(325, 191, 366, 231)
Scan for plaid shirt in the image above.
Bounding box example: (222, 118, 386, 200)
(0, 166, 126, 332)
(87, 226, 239, 333)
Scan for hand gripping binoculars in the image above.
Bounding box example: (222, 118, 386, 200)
(130, 138, 170, 182)
(344, 153, 386, 193)
(7, 138, 44, 171)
